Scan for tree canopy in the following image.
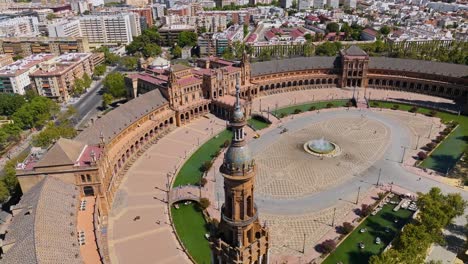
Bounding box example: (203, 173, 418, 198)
(178, 31, 198, 48)
(326, 22, 340, 34)
(94, 64, 106, 76)
(315, 41, 342, 56)
(369, 187, 466, 264)
(103, 72, 126, 98)
(126, 27, 162, 57)
(0, 94, 26, 116)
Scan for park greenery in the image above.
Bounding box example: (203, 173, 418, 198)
(102, 72, 126, 108)
(31, 106, 78, 148)
(126, 26, 162, 58)
(94, 64, 107, 76)
(95, 46, 119, 66)
(0, 92, 77, 202)
(369, 188, 466, 264)
(369, 101, 468, 176)
(73, 73, 92, 95)
(119, 56, 139, 71)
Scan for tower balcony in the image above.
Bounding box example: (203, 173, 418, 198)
(221, 204, 258, 227)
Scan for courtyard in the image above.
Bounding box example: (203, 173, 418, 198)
(106, 88, 468, 264)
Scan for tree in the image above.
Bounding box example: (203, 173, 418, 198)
(103, 72, 126, 98)
(243, 24, 249, 38)
(380, 25, 391, 36)
(315, 42, 341, 56)
(304, 33, 312, 41)
(83, 73, 92, 88)
(73, 78, 86, 95)
(178, 31, 198, 48)
(0, 181, 9, 203)
(171, 45, 182, 59)
(341, 222, 354, 234)
(417, 151, 427, 160)
(120, 56, 138, 71)
(11, 96, 58, 129)
(200, 160, 213, 172)
(102, 93, 114, 109)
(200, 177, 208, 187)
(222, 46, 235, 60)
(291, 0, 297, 9)
(142, 43, 162, 58)
(46, 13, 58, 20)
(316, 239, 336, 253)
(361, 204, 372, 216)
(0, 94, 26, 116)
(326, 22, 340, 34)
(258, 49, 271, 61)
(198, 197, 211, 210)
(32, 122, 77, 148)
(94, 64, 106, 76)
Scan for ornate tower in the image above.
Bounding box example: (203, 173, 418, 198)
(211, 79, 269, 264)
(240, 51, 251, 86)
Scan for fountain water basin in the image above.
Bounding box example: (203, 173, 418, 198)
(303, 137, 341, 157)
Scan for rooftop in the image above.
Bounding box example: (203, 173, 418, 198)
(2, 177, 81, 264)
(0, 54, 55, 77)
(30, 53, 92, 76)
(76, 88, 169, 145)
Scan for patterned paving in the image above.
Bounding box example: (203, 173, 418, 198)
(255, 117, 390, 198)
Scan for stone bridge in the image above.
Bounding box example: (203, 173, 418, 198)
(168, 185, 201, 205)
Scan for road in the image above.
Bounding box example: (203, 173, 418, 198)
(71, 66, 117, 128)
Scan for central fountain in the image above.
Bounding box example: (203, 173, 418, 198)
(304, 137, 341, 157)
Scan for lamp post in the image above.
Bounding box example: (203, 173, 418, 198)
(377, 168, 382, 186)
(331, 207, 336, 227)
(401, 146, 408, 164)
(356, 186, 361, 205)
(302, 233, 306, 254)
(428, 123, 433, 139)
(415, 135, 421, 150)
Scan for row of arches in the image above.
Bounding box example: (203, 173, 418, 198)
(368, 78, 466, 98)
(111, 117, 175, 178)
(258, 77, 339, 92)
(179, 104, 210, 125)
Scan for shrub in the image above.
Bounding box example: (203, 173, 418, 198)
(372, 102, 379, 107)
(391, 104, 400, 110)
(308, 106, 317, 111)
(279, 113, 286, 118)
(428, 110, 437, 117)
(293, 108, 302, 114)
(326, 103, 334, 108)
(409, 106, 418, 113)
(417, 151, 427, 160)
(377, 192, 386, 200)
(342, 222, 354, 234)
(426, 142, 436, 150)
(200, 177, 208, 187)
(361, 204, 372, 217)
(198, 197, 210, 210)
(200, 160, 213, 172)
(435, 135, 444, 143)
(223, 139, 230, 148)
(345, 101, 353, 107)
(316, 239, 337, 254)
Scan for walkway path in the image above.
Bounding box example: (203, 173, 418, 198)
(107, 114, 226, 264)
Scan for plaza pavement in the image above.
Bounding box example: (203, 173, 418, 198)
(107, 115, 226, 264)
(107, 87, 465, 264)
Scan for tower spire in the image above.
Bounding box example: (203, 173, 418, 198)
(210, 76, 269, 264)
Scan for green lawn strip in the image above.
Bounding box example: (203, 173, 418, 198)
(247, 117, 270, 130)
(323, 204, 413, 264)
(272, 100, 349, 116)
(370, 100, 468, 173)
(173, 129, 232, 187)
(171, 203, 211, 264)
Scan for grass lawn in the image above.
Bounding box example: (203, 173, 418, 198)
(370, 101, 468, 173)
(323, 204, 413, 264)
(171, 203, 211, 264)
(273, 100, 349, 117)
(248, 117, 270, 130)
(173, 129, 232, 187)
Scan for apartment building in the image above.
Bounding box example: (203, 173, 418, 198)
(31, 53, 94, 102)
(0, 16, 39, 37)
(79, 13, 141, 46)
(47, 19, 82, 38)
(0, 54, 55, 95)
(0, 37, 90, 57)
(159, 24, 196, 46)
(0, 54, 13, 68)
